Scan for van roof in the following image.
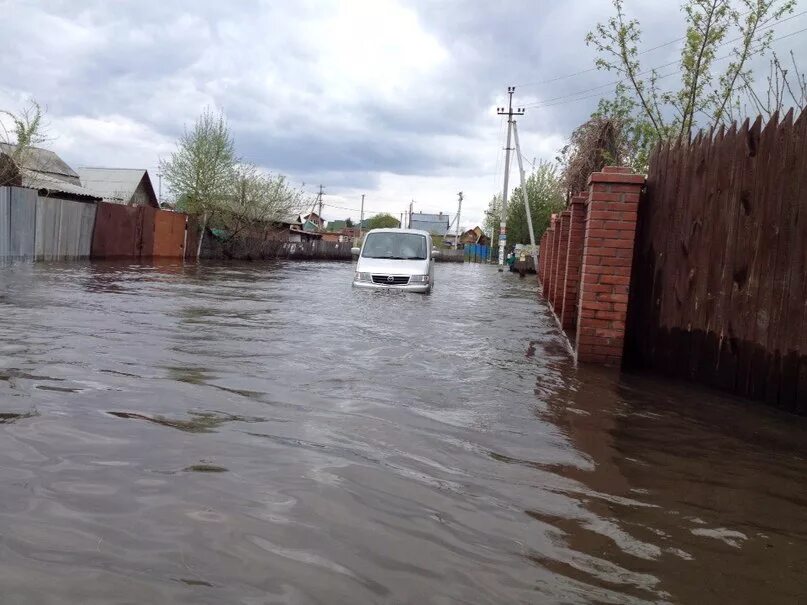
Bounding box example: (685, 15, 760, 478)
(365, 228, 431, 237)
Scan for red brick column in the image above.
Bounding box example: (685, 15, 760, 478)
(560, 195, 587, 330)
(550, 210, 571, 311)
(538, 232, 546, 280)
(575, 167, 644, 365)
(541, 216, 557, 299)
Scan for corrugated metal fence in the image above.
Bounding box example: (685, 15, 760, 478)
(464, 243, 490, 263)
(91, 201, 187, 259)
(1, 187, 95, 260)
(1, 187, 191, 262)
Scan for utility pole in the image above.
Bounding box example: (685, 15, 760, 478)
(512, 120, 538, 273)
(454, 191, 463, 249)
(157, 169, 163, 207)
(359, 194, 365, 240)
(400, 212, 404, 229)
(409, 200, 414, 229)
(496, 86, 525, 271)
(316, 185, 325, 227)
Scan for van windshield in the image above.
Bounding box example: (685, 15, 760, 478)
(361, 232, 428, 260)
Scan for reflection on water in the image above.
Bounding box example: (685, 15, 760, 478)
(0, 259, 805, 604)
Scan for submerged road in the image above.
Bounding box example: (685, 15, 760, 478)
(0, 260, 805, 604)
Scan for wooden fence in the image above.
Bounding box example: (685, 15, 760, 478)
(200, 234, 353, 260)
(625, 109, 807, 412)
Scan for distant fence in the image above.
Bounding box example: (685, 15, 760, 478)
(625, 109, 807, 412)
(201, 233, 352, 260)
(0, 186, 96, 260)
(464, 243, 490, 263)
(91, 201, 187, 259)
(436, 249, 464, 263)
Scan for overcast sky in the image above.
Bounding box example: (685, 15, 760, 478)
(1, 0, 805, 229)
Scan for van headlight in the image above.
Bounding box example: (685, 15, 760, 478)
(409, 275, 430, 283)
(355, 272, 372, 282)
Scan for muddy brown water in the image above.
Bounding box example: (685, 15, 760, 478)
(0, 260, 805, 604)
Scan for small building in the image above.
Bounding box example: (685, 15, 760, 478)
(77, 167, 159, 208)
(0, 143, 100, 203)
(409, 211, 450, 235)
(462, 226, 491, 247)
(302, 211, 325, 230)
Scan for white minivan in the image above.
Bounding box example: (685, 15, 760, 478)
(352, 228, 437, 293)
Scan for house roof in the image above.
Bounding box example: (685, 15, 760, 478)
(19, 168, 101, 200)
(77, 167, 159, 207)
(410, 212, 450, 234)
(0, 143, 82, 185)
(274, 215, 302, 226)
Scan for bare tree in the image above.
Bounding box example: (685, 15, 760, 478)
(742, 50, 807, 116)
(217, 163, 311, 240)
(0, 99, 47, 185)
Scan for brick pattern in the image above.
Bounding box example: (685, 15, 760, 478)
(574, 168, 643, 365)
(560, 195, 587, 329)
(541, 216, 557, 299)
(550, 211, 571, 312)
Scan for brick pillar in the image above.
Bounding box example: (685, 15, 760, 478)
(550, 210, 571, 312)
(575, 166, 644, 365)
(538, 232, 546, 280)
(560, 195, 587, 330)
(541, 216, 557, 299)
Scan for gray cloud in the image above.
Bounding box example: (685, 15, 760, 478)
(1, 0, 804, 227)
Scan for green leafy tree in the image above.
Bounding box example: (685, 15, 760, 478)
(483, 193, 502, 251)
(586, 0, 796, 148)
(161, 108, 236, 255)
(508, 161, 566, 245)
(366, 213, 400, 229)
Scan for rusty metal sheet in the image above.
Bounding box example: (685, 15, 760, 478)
(91, 202, 141, 258)
(140, 206, 155, 257)
(152, 209, 186, 257)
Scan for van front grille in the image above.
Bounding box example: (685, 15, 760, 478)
(371, 275, 410, 285)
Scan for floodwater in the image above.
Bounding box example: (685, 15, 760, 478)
(1, 260, 806, 605)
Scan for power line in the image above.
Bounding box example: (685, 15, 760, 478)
(524, 25, 807, 110)
(515, 9, 807, 89)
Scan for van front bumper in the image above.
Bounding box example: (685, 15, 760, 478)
(352, 280, 430, 293)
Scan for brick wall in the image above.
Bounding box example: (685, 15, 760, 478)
(560, 195, 587, 330)
(537, 167, 644, 366)
(550, 211, 570, 312)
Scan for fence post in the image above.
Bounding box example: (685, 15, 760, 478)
(542, 215, 557, 299)
(551, 210, 571, 312)
(575, 166, 644, 365)
(560, 195, 587, 329)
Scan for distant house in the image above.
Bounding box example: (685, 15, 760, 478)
(409, 211, 450, 235)
(302, 212, 325, 230)
(77, 168, 159, 208)
(302, 219, 320, 232)
(326, 219, 353, 232)
(455, 226, 491, 248)
(0, 143, 100, 202)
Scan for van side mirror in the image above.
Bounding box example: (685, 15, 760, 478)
(351, 247, 360, 256)
(431, 248, 440, 258)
